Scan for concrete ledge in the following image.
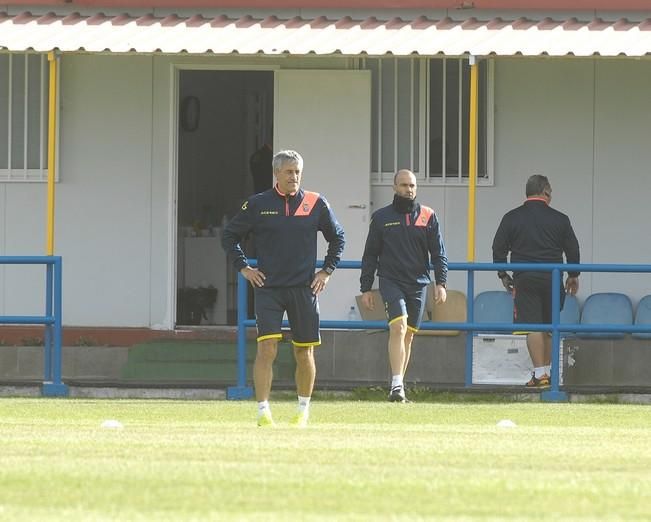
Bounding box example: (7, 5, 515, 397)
(0, 385, 42, 397)
(2, 384, 651, 404)
(0, 325, 257, 346)
(2, 332, 651, 390)
(69, 386, 227, 400)
(0, 384, 227, 399)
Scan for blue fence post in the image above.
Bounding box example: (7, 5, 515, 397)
(227, 271, 254, 400)
(44, 261, 53, 382)
(542, 267, 568, 402)
(464, 269, 475, 387)
(42, 256, 69, 397)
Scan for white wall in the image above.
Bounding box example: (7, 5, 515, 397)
(476, 57, 595, 295)
(0, 53, 355, 328)
(56, 54, 155, 327)
(0, 183, 47, 317)
(371, 56, 651, 307)
(0, 54, 158, 325)
(591, 59, 651, 296)
(4, 52, 651, 327)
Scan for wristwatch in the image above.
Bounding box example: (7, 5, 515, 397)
(323, 266, 334, 275)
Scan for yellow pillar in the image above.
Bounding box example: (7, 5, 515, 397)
(46, 52, 58, 255)
(466, 56, 478, 262)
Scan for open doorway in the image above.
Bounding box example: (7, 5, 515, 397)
(176, 70, 274, 326)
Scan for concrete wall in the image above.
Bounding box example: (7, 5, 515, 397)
(0, 332, 466, 386)
(4, 333, 651, 389)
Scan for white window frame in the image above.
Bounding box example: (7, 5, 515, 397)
(365, 56, 494, 187)
(0, 52, 59, 182)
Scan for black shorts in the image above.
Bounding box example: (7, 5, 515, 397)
(378, 277, 428, 332)
(254, 286, 320, 347)
(513, 273, 566, 325)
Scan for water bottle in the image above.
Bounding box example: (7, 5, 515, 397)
(347, 305, 357, 322)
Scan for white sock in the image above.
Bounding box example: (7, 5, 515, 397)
(534, 367, 546, 379)
(391, 375, 403, 389)
(298, 396, 311, 414)
(258, 400, 271, 416)
(544, 365, 551, 376)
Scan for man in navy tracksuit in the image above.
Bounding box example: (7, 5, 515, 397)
(222, 150, 345, 427)
(492, 174, 580, 388)
(360, 169, 448, 403)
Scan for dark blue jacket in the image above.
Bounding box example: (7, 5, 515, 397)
(360, 200, 447, 292)
(222, 186, 345, 288)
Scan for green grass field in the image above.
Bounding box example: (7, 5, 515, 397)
(1, 398, 650, 521)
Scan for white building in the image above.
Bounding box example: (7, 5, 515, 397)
(2, 0, 651, 337)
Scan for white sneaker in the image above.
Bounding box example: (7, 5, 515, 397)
(290, 411, 309, 428)
(257, 410, 275, 427)
(388, 386, 407, 403)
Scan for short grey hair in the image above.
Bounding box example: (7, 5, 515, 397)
(272, 150, 303, 173)
(525, 174, 551, 197)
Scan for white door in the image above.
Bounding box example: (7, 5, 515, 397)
(274, 70, 371, 320)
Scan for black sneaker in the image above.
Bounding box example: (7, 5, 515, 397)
(388, 386, 407, 403)
(525, 372, 551, 389)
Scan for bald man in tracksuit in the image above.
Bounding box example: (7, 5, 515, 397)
(222, 150, 345, 427)
(360, 169, 448, 403)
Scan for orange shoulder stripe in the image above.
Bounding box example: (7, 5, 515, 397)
(293, 191, 320, 216)
(414, 205, 434, 227)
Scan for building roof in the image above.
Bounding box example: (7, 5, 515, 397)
(3, 1, 651, 9)
(2, 11, 651, 56)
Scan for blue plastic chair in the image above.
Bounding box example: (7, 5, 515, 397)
(474, 291, 513, 333)
(559, 294, 580, 338)
(632, 294, 651, 340)
(578, 292, 633, 339)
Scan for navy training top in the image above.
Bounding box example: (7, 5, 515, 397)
(222, 186, 345, 288)
(360, 200, 448, 293)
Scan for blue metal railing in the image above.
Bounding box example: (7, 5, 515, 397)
(0, 256, 67, 397)
(228, 260, 651, 402)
